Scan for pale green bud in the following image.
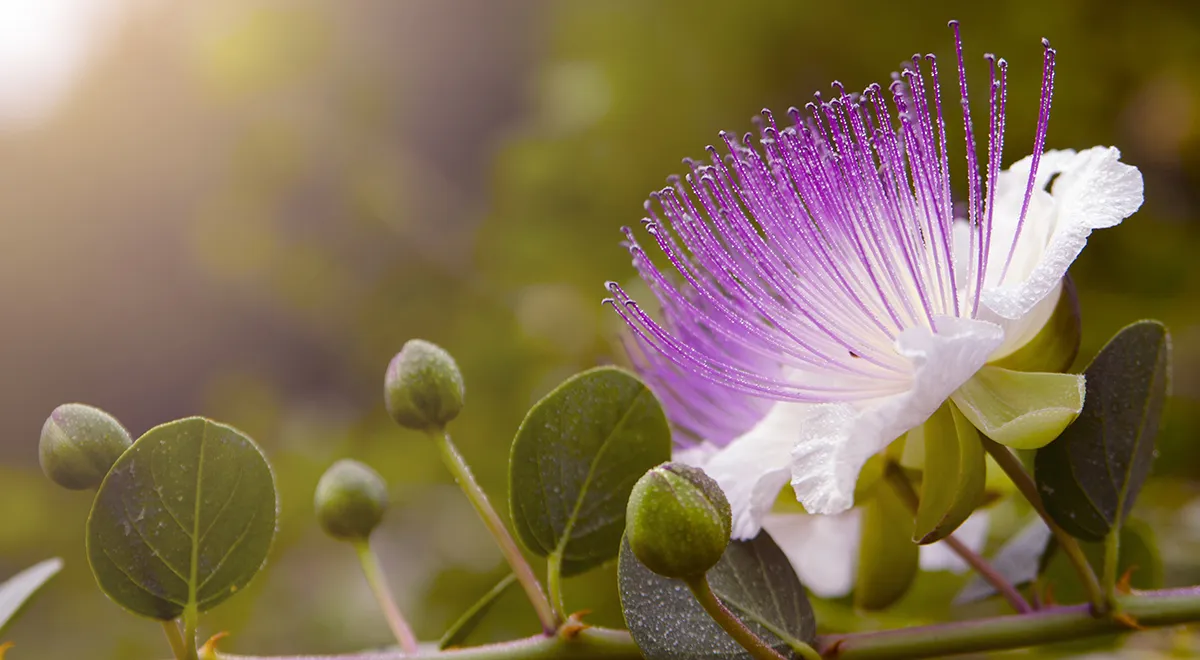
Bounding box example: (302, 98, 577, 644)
(625, 462, 731, 579)
(384, 339, 465, 431)
(315, 459, 389, 541)
(39, 403, 132, 490)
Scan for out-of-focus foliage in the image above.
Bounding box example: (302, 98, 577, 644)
(1, 0, 1199, 658)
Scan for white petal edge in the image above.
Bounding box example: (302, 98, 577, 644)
(982, 147, 1143, 320)
(919, 510, 991, 573)
(702, 400, 820, 539)
(762, 509, 862, 598)
(789, 317, 1004, 516)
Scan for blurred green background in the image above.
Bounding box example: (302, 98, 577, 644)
(1, 0, 1199, 657)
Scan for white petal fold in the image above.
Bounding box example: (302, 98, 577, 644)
(702, 401, 818, 539)
(982, 147, 1143, 321)
(762, 509, 861, 598)
(789, 317, 1004, 516)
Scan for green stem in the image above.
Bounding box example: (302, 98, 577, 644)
(162, 620, 189, 660)
(684, 574, 790, 660)
(211, 587, 1200, 660)
(217, 626, 640, 660)
(981, 438, 1107, 614)
(182, 605, 201, 660)
(431, 429, 559, 634)
(1104, 529, 1121, 609)
(547, 550, 566, 620)
(883, 462, 1032, 614)
(354, 540, 420, 654)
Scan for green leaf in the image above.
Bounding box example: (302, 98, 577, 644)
(910, 402, 985, 544)
(87, 417, 277, 620)
(509, 367, 671, 576)
(438, 573, 516, 649)
(618, 531, 816, 660)
(955, 518, 1052, 605)
(1034, 321, 1170, 541)
(0, 558, 62, 636)
(951, 366, 1085, 450)
(855, 483, 919, 611)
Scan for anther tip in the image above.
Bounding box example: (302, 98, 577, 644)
(948, 19, 960, 28)
(1041, 37, 1051, 48)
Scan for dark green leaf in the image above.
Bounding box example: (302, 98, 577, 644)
(438, 573, 516, 649)
(855, 482, 918, 610)
(509, 367, 671, 575)
(955, 518, 1052, 605)
(0, 558, 62, 636)
(619, 531, 816, 660)
(1035, 321, 1170, 541)
(87, 417, 277, 620)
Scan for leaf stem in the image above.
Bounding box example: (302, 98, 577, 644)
(980, 438, 1107, 614)
(182, 605, 200, 660)
(439, 573, 518, 650)
(883, 462, 1032, 614)
(546, 550, 566, 620)
(162, 620, 189, 660)
(430, 428, 559, 634)
(1103, 529, 1121, 609)
(683, 574, 792, 660)
(353, 540, 420, 655)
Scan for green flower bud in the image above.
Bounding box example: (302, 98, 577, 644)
(991, 275, 1082, 374)
(315, 459, 389, 541)
(384, 339, 465, 431)
(625, 462, 731, 579)
(39, 403, 132, 490)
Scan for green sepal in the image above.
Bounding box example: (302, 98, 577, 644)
(854, 484, 918, 611)
(990, 275, 1081, 374)
(910, 402, 985, 544)
(951, 366, 1084, 450)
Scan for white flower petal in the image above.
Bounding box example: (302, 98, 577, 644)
(982, 147, 1143, 320)
(671, 441, 720, 468)
(762, 510, 861, 598)
(919, 510, 991, 573)
(703, 401, 820, 539)
(789, 317, 1004, 515)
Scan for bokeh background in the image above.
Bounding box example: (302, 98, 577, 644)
(1, 0, 1199, 658)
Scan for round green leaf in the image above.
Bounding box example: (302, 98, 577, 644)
(509, 367, 671, 575)
(86, 417, 277, 620)
(1035, 321, 1170, 541)
(619, 531, 816, 660)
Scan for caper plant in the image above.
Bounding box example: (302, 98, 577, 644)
(2, 19, 1196, 660)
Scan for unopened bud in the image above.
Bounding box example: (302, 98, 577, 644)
(39, 403, 132, 490)
(625, 463, 731, 579)
(384, 340, 465, 431)
(315, 459, 388, 541)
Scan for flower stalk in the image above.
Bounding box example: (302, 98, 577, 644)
(354, 540, 420, 655)
(162, 621, 190, 660)
(883, 462, 1032, 614)
(980, 438, 1107, 613)
(430, 428, 559, 634)
(682, 574, 795, 660)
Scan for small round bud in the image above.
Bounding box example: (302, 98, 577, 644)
(384, 339, 465, 431)
(625, 462, 731, 579)
(315, 459, 388, 541)
(39, 403, 132, 490)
